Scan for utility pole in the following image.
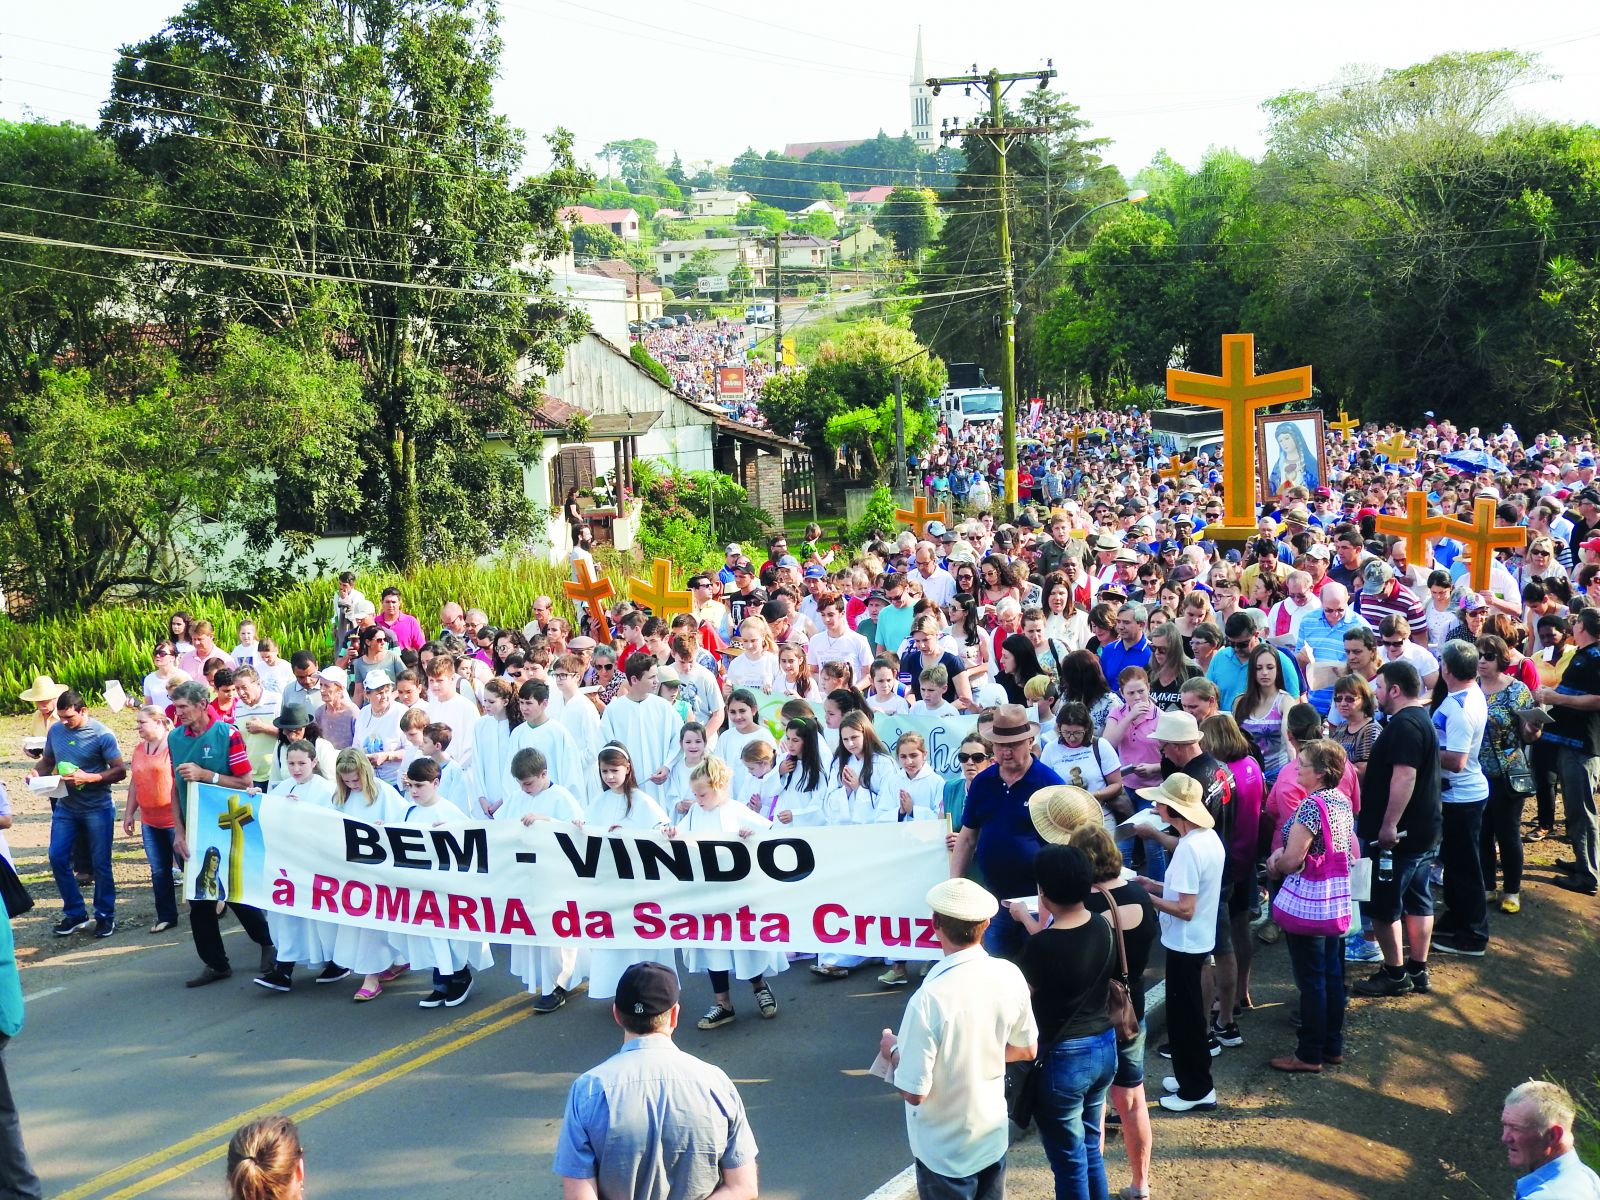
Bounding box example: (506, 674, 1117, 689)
(772, 230, 783, 370)
(894, 373, 907, 492)
(927, 63, 1056, 520)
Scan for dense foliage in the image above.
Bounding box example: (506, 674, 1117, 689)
(630, 460, 774, 573)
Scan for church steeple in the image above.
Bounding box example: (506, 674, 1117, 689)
(909, 27, 936, 153)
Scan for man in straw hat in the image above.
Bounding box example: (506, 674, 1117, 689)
(1131, 774, 1224, 1113)
(877, 878, 1037, 1200)
(949, 704, 1065, 959)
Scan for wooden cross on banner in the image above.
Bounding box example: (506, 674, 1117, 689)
(1374, 432, 1417, 462)
(895, 496, 948, 539)
(1373, 492, 1444, 564)
(626, 558, 692, 616)
(563, 559, 616, 644)
(1439, 496, 1525, 592)
(216, 794, 255, 902)
(1329, 410, 1359, 439)
(1166, 334, 1312, 539)
(1157, 454, 1184, 484)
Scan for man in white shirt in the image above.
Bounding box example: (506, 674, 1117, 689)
(806, 593, 873, 685)
(1430, 639, 1492, 958)
(879, 879, 1036, 1200)
(912, 545, 958, 608)
(230, 666, 282, 787)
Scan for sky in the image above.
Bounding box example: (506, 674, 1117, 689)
(4, 1, 1600, 180)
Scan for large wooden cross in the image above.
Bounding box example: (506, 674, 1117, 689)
(216, 794, 255, 902)
(896, 496, 948, 539)
(626, 558, 692, 616)
(1157, 454, 1184, 484)
(1374, 492, 1445, 564)
(1439, 496, 1525, 591)
(1329, 410, 1359, 439)
(1374, 432, 1417, 462)
(1166, 334, 1312, 539)
(563, 559, 616, 644)
(1061, 427, 1087, 454)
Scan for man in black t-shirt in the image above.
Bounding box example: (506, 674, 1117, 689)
(725, 562, 767, 630)
(1535, 608, 1600, 896)
(1353, 661, 1444, 999)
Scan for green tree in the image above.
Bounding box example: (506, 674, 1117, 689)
(572, 222, 627, 261)
(672, 248, 722, 294)
(600, 138, 660, 189)
(103, 0, 591, 569)
(728, 261, 753, 299)
(759, 319, 945, 489)
(793, 212, 838, 238)
(630, 341, 672, 388)
(875, 186, 937, 258)
(737, 203, 789, 233)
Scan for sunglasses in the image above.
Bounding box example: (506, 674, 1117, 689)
(956, 752, 990, 764)
(596, 663, 616, 671)
(1383, 639, 1405, 649)
(1228, 639, 1254, 650)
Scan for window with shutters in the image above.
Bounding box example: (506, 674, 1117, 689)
(552, 446, 597, 502)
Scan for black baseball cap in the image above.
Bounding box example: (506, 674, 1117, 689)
(615, 961, 679, 1016)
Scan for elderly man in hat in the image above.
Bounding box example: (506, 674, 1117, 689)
(878, 879, 1037, 1200)
(949, 705, 1065, 959)
(555, 962, 758, 1200)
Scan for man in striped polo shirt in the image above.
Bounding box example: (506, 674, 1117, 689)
(1357, 561, 1427, 644)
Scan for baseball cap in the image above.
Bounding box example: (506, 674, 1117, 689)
(1170, 563, 1198, 583)
(732, 560, 754, 576)
(926, 520, 947, 538)
(1305, 543, 1332, 561)
(362, 669, 394, 691)
(761, 597, 791, 623)
(1581, 536, 1600, 555)
(778, 555, 801, 570)
(725, 543, 743, 556)
(1466, 595, 1492, 612)
(615, 961, 680, 1016)
(866, 588, 889, 605)
(804, 564, 827, 579)
(1160, 539, 1182, 554)
(352, 598, 376, 618)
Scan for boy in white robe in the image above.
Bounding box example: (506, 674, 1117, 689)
(597, 655, 683, 802)
(499, 748, 587, 1013)
(506, 680, 584, 798)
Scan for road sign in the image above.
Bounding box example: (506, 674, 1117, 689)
(697, 274, 729, 294)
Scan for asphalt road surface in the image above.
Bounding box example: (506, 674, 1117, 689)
(17, 925, 917, 1199)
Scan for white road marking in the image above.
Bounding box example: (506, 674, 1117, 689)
(23, 986, 64, 1003)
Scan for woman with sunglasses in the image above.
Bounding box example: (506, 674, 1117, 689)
(1517, 537, 1568, 591)
(1475, 633, 1535, 916)
(143, 641, 191, 712)
(942, 733, 992, 831)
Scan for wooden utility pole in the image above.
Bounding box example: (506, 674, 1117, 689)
(926, 64, 1056, 519)
(772, 230, 783, 370)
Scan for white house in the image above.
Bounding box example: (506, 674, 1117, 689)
(652, 237, 771, 287)
(796, 199, 844, 223)
(687, 189, 753, 217)
(559, 205, 642, 242)
(777, 234, 834, 271)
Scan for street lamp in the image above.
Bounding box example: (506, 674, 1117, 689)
(1046, 189, 1148, 266)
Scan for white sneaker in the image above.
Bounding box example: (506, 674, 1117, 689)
(1161, 1076, 1180, 1093)
(1158, 1089, 1218, 1113)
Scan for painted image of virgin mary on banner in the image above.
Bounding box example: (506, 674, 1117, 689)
(1268, 419, 1320, 495)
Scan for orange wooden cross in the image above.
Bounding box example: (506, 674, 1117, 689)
(896, 496, 948, 539)
(563, 558, 616, 644)
(626, 558, 692, 616)
(1157, 454, 1184, 483)
(1374, 432, 1417, 462)
(1061, 427, 1087, 453)
(1329, 410, 1359, 438)
(1374, 492, 1444, 564)
(1166, 334, 1312, 538)
(1439, 497, 1526, 592)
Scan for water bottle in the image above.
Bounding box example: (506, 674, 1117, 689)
(1377, 846, 1394, 884)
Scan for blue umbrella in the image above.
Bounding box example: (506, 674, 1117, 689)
(1442, 449, 1508, 474)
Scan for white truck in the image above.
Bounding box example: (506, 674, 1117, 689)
(744, 302, 773, 325)
(937, 386, 1004, 432)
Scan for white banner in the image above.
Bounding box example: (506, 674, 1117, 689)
(188, 785, 950, 958)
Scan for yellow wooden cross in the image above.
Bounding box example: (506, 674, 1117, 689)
(1166, 334, 1312, 539)
(216, 794, 255, 902)
(1329, 410, 1359, 438)
(562, 558, 617, 644)
(626, 558, 692, 616)
(1439, 496, 1525, 592)
(895, 496, 949, 539)
(1374, 432, 1417, 462)
(1157, 454, 1184, 484)
(1373, 492, 1444, 563)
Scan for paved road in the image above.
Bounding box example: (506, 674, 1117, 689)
(16, 926, 915, 1199)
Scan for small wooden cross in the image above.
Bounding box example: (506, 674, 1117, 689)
(1374, 432, 1417, 462)
(1157, 454, 1184, 483)
(1374, 492, 1444, 564)
(626, 558, 692, 616)
(563, 559, 617, 644)
(895, 496, 948, 539)
(1439, 497, 1525, 592)
(1167, 334, 1312, 538)
(216, 794, 255, 902)
(1329, 410, 1359, 439)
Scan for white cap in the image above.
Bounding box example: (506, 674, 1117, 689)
(363, 669, 394, 690)
(317, 665, 348, 687)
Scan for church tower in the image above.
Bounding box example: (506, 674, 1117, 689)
(909, 28, 936, 153)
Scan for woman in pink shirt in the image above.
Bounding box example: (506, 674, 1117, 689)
(1201, 714, 1266, 1013)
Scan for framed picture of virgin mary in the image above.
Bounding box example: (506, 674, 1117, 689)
(1256, 410, 1326, 502)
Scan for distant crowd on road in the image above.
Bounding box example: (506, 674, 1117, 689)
(638, 319, 775, 427)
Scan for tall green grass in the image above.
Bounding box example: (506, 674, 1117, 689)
(0, 557, 628, 714)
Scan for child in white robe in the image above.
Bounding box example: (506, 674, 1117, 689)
(254, 741, 338, 992)
(666, 756, 786, 1028)
(553, 653, 602, 808)
(663, 722, 712, 815)
(395, 758, 494, 1008)
(715, 689, 776, 769)
(877, 732, 946, 988)
(467, 679, 516, 819)
(329, 749, 410, 1001)
(584, 742, 675, 1002)
(774, 717, 838, 827)
(731, 739, 782, 821)
(499, 747, 588, 1013)
(813, 712, 898, 978)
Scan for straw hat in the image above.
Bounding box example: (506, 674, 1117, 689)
(1152, 710, 1202, 744)
(19, 675, 67, 703)
(1134, 774, 1214, 829)
(925, 878, 999, 922)
(1027, 785, 1104, 845)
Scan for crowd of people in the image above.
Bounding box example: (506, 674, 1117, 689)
(638, 318, 775, 426)
(7, 402, 1600, 1200)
